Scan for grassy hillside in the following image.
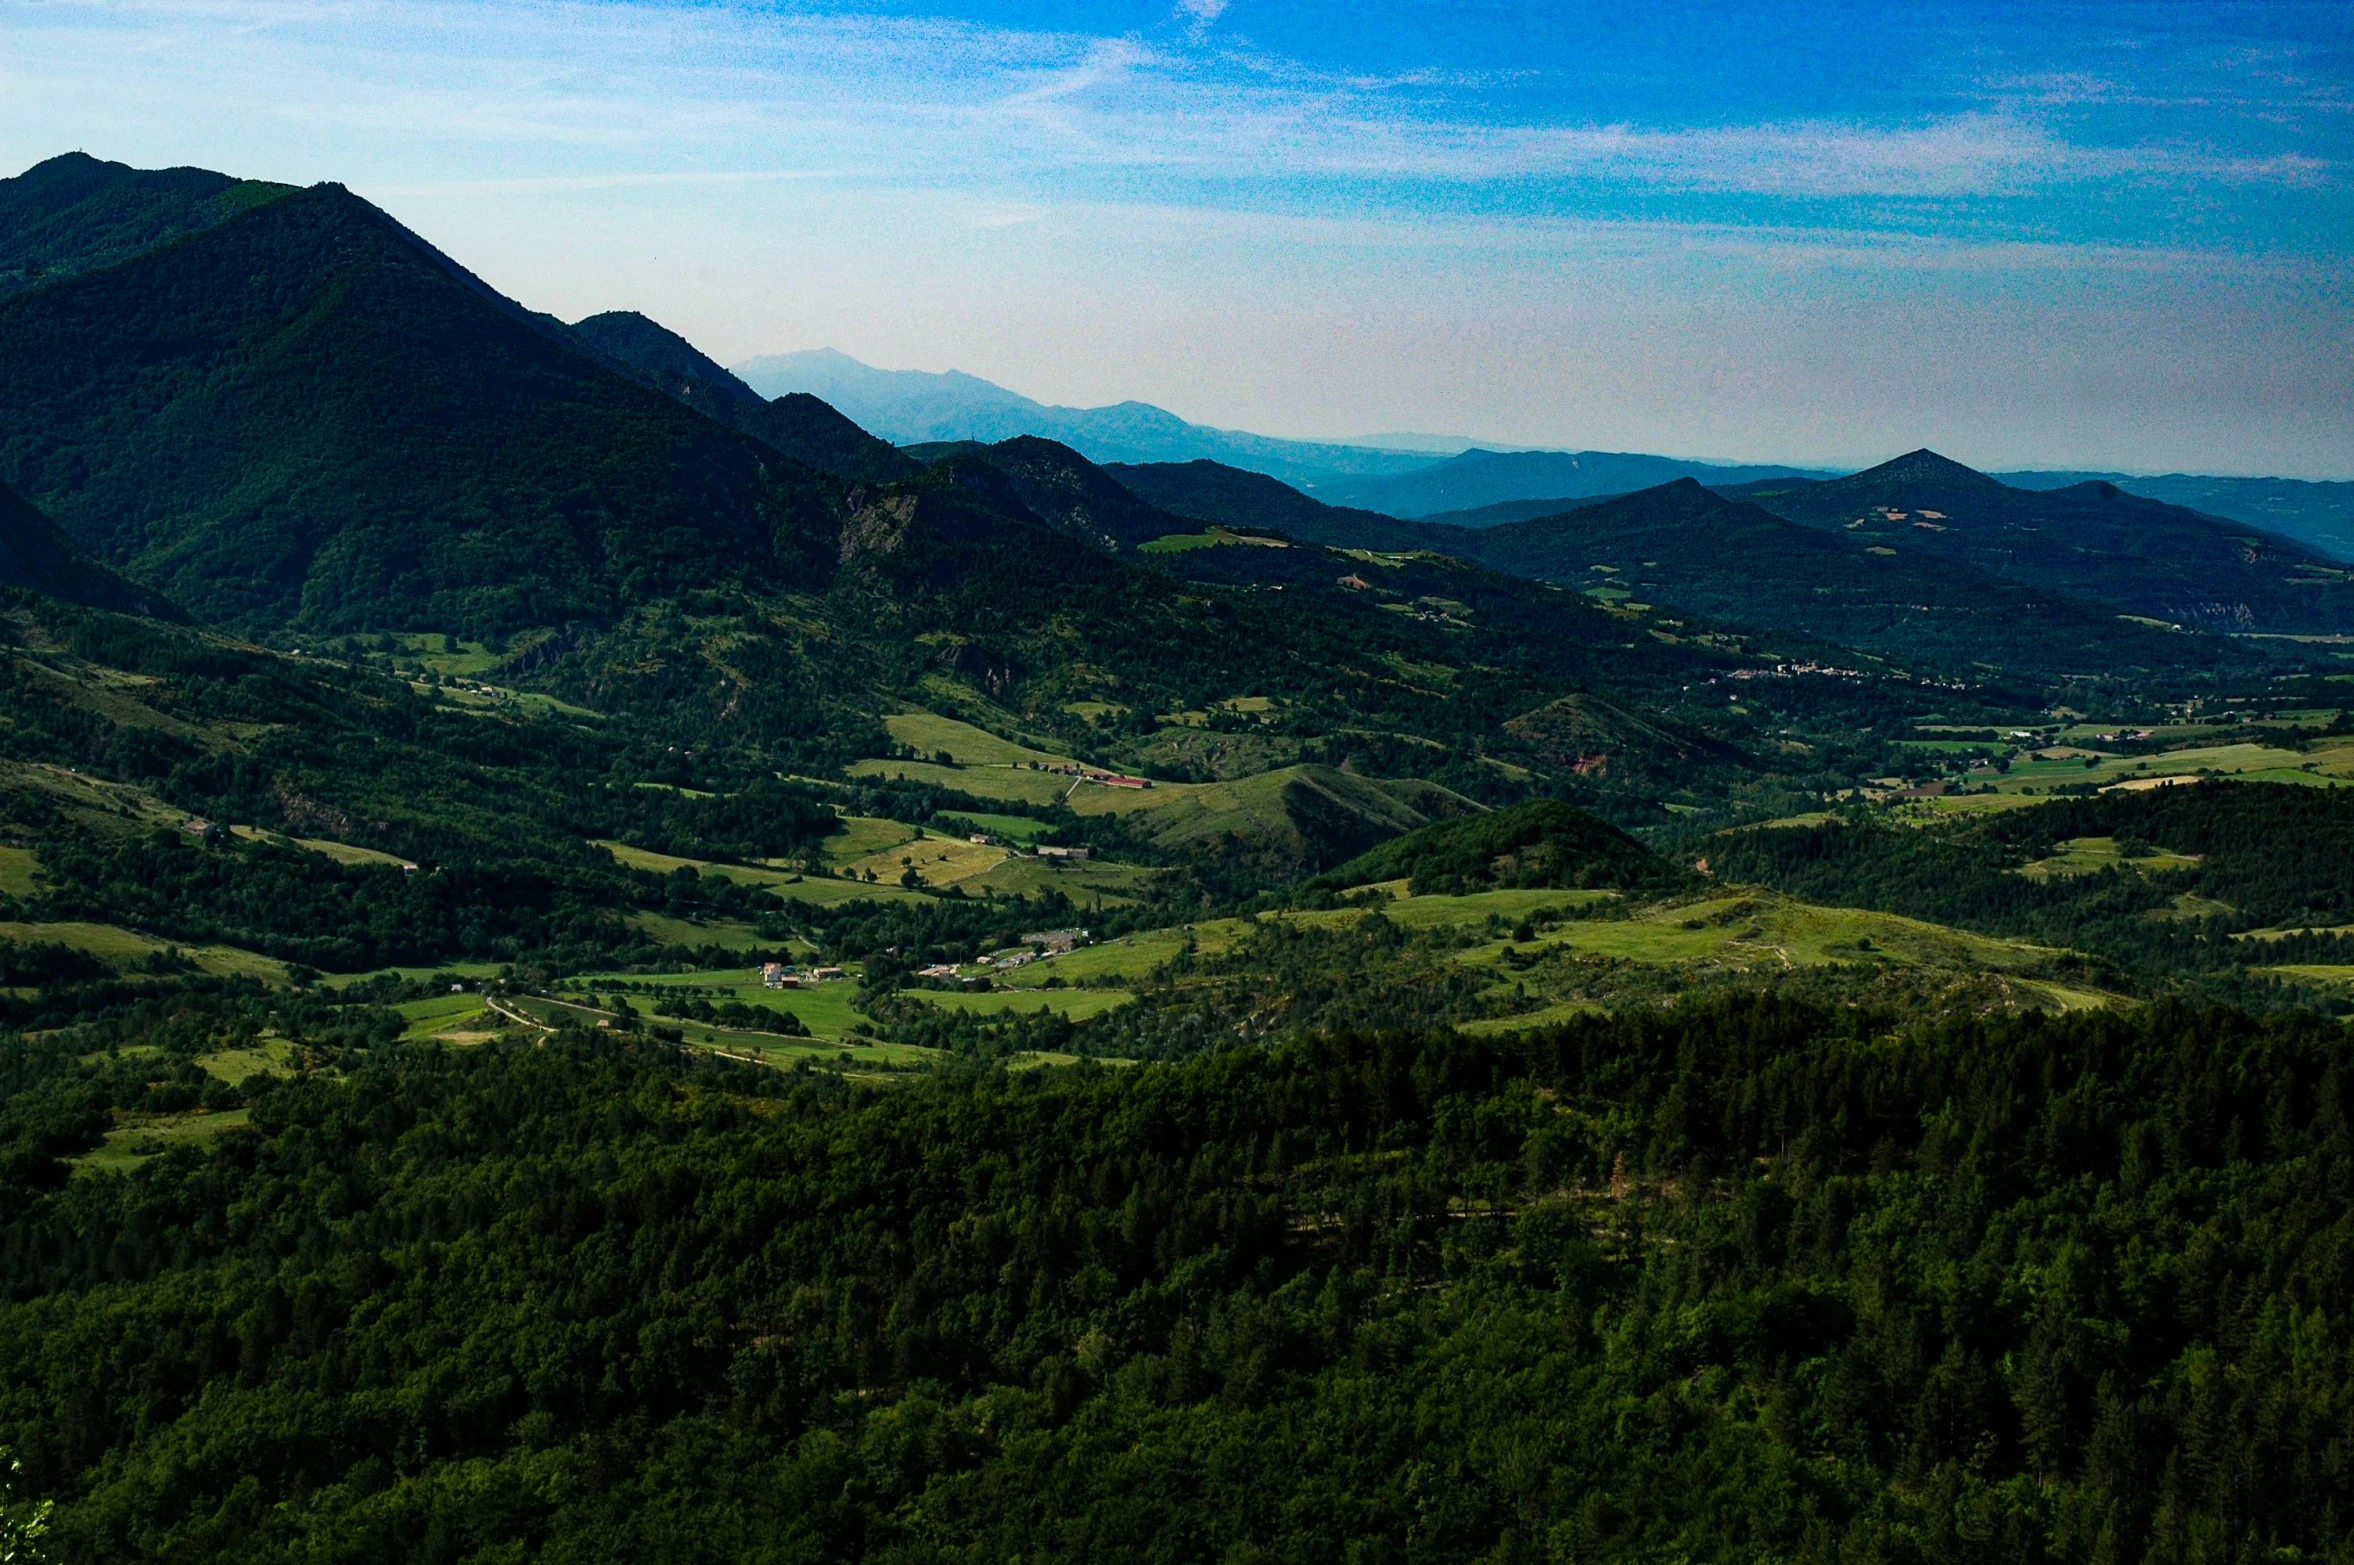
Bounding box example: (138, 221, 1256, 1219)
(1704, 780, 2354, 991)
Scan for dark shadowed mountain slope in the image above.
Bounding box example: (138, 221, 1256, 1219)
(0, 152, 294, 300)
(759, 395, 923, 486)
(0, 185, 845, 632)
(961, 449, 1872, 771)
(0, 480, 182, 620)
(1730, 450, 2354, 633)
(1457, 480, 2251, 677)
(1098, 457, 2247, 679)
(570, 311, 918, 485)
(1108, 460, 1442, 553)
(957, 438, 1200, 554)
(1421, 496, 1633, 529)
(1318, 447, 1832, 517)
(1996, 470, 2354, 564)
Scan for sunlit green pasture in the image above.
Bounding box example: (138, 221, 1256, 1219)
(575, 968, 875, 1040)
(69, 1109, 252, 1177)
(880, 711, 1077, 768)
(627, 912, 771, 950)
(0, 919, 291, 983)
(0, 846, 37, 896)
(395, 991, 499, 1041)
(596, 841, 928, 905)
(901, 988, 1137, 1021)
(2018, 836, 2201, 880)
(1285, 886, 1618, 931)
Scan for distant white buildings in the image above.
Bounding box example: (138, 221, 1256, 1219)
(760, 963, 844, 988)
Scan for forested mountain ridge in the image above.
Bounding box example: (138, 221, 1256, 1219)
(1458, 479, 2241, 676)
(0, 160, 1822, 830)
(1998, 468, 2354, 562)
(570, 310, 921, 486)
(0, 151, 292, 300)
(0, 182, 847, 632)
(1730, 449, 2354, 632)
(1112, 458, 2263, 678)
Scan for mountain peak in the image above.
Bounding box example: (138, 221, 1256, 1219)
(1843, 448, 2003, 490)
(0, 151, 289, 301)
(573, 310, 748, 395)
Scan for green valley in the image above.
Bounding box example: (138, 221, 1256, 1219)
(0, 144, 2348, 1565)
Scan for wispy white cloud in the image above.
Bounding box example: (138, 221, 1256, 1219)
(1176, 0, 1227, 44)
(9, 0, 2332, 205)
(0, 0, 2346, 475)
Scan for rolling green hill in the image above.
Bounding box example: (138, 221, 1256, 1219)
(1317, 797, 1681, 894)
(0, 183, 844, 631)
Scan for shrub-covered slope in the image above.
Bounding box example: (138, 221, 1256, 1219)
(1317, 796, 1686, 894)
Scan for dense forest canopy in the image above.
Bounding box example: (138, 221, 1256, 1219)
(0, 998, 2346, 1561)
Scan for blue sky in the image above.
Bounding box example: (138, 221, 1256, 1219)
(4, 0, 2349, 474)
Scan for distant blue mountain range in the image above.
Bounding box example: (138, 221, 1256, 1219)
(738, 349, 2354, 560)
(734, 349, 1439, 486)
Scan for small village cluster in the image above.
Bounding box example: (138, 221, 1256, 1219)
(758, 928, 1090, 989)
(913, 926, 1089, 983)
(757, 962, 845, 990)
(1047, 765, 1153, 788)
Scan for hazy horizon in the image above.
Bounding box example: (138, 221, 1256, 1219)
(723, 342, 2350, 481)
(7, 1, 2350, 478)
